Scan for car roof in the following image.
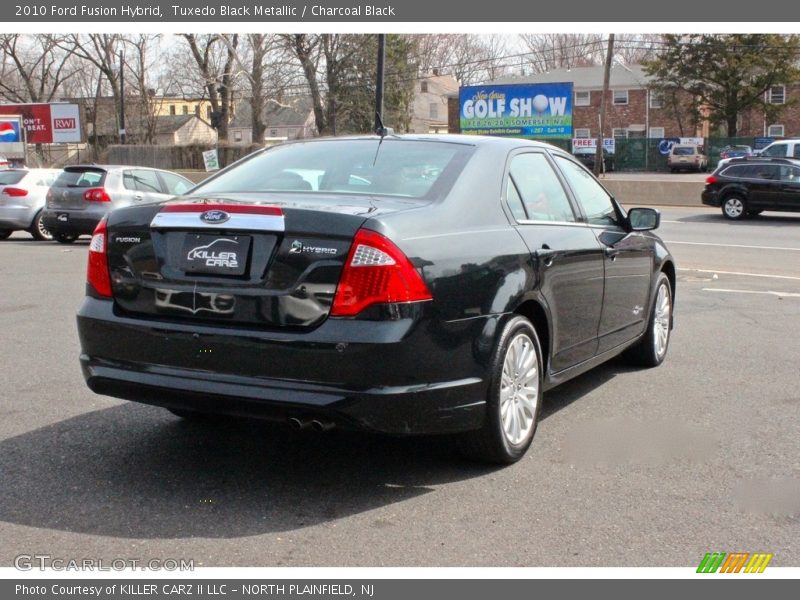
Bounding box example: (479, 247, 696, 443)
(726, 156, 800, 165)
(277, 133, 562, 152)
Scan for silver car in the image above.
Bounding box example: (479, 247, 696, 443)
(0, 168, 62, 241)
(42, 165, 194, 243)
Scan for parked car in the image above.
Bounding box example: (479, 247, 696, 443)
(572, 146, 614, 172)
(76, 135, 675, 464)
(42, 165, 194, 243)
(720, 145, 753, 160)
(0, 168, 62, 240)
(753, 139, 800, 159)
(667, 144, 708, 172)
(702, 157, 800, 220)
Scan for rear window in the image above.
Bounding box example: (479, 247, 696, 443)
(672, 146, 696, 156)
(0, 171, 26, 185)
(193, 139, 474, 200)
(53, 169, 106, 188)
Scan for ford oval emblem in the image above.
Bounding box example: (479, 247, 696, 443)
(200, 210, 230, 224)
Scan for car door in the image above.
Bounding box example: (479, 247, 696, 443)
(553, 155, 653, 354)
(776, 164, 800, 211)
(123, 169, 168, 205)
(505, 151, 605, 372)
(745, 164, 782, 210)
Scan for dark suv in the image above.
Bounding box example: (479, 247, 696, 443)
(701, 157, 800, 220)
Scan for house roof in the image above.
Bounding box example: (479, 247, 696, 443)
(230, 98, 314, 130)
(488, 64, 652, 90)
(154, 114, 210, 135)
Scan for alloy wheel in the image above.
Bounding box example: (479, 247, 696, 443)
(499, 332, 539, 446)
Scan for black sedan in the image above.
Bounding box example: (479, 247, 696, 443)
(702, 157, 800, 219)
(573, 146, 614, 172)
(77, 135, 675, 463)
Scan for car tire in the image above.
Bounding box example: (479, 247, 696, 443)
(0, 229, 12, 240)
(722, 195, 747, 220)
(29, 210, 53, 241)
(623, 273, 672, 368)
(459, 315, 543, 464)
(53, 232, 78, 244)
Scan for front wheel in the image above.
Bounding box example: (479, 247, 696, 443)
(459, 315, 543, 464)
(624, 273, 672, 367)
(722, 195, 747, 220)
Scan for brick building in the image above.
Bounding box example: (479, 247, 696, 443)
(736, 83, 800, 138)
(448, 65, 704, 141)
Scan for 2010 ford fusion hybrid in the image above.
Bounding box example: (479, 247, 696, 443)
(77, 135, 675, 463)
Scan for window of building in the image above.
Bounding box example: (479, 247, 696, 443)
(194, 105, 200, 116)
(169, 105, 176, 116)
(613, 90, 629, 105)
(574, 91, 591, 106)
(233, 130, 242, 142)
(612, 128, 628, 139)
(649, 127, 665, 139)
(768, 124, 785, 137)
(270, 129, 278, 137)
(574, 128, 591, 139)
(420, 81, 428, 93)
(206, 106, 212, 119)
(769, 85, 785, 105)
(429, 103, 439, 119)
(649, 92, 663, 108)
(182, 105, 189, 115)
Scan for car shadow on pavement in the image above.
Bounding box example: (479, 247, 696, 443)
(540, 360, 631, 421)
(0, 402, 499, 539)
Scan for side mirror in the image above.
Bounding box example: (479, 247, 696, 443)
(628, 207, 660, 231)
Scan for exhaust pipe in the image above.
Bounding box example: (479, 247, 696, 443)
(288, 417, 310, 430)
(310, 420, 335, 432)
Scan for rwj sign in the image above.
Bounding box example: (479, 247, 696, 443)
(459, 82, 573, 139)
(0, 103, 81, 143)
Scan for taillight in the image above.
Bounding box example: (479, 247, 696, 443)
(87, 217, 112, 298)
(331, 229, 432, 317)
(705, 175, 718, 185)
(2, 187, 28, 197)
(83, 187, 111, 202)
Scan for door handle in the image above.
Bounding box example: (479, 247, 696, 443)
(535, 246, 555, 268)
(604, 247, 620, 261)
(134, 193, 143, 201)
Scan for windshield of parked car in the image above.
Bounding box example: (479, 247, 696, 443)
(193, 139, 474, 200)
(0, 171, 26, 185)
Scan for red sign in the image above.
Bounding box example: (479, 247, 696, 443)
(0, 103, 81, 143)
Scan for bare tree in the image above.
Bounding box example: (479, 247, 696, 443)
(123, 34, 162, 143)
(614, 34, 664, 65)
(181, 34, 240, 141)
(519, 33, 604, 74)
(0, 34, 78, 103)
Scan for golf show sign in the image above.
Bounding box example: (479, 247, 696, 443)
(459, 82, 573, 139)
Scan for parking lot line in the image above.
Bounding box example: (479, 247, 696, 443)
(702, 288, 800, 298)
(678, 268, 800, 281)
(666, 240, 800, 252)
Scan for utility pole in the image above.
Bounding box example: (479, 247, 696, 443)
(119, 51, 126, 145)
(374, 34, 385, 133)
(595, 34, 614, 176)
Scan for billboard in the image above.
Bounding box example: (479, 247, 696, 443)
(459, 82, 573, 139)
(572, 137, 616, 153)
(0, 103, 82, 143)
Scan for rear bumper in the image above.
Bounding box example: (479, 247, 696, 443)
(77, 297, 495, 435)
(701, 190, 720, 207)
(42, 209, 103, 236)
(0, 205, 37, 229)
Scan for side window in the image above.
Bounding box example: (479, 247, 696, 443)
(554, 156, 619, 226)
(159, 172, 193, 195)
(754, 165, 781, 180)
(122, 170, 137, 191)
(780, 166, 800, 182)
(793, 145, 800, 159)
(132, 170, 163, 193)
(508, 153, 575, 222)
(505, 178, 527, 221)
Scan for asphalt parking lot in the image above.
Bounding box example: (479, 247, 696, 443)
(0, 205, 798, 568)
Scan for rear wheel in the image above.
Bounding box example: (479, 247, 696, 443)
(29, 210, 53, 241)
(722, 195, 747, 220)
(53, 232, 78, 244)
(624, 273, 672, 367)
(459, 315, 543, 464)
(0, 229, 11, 240)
